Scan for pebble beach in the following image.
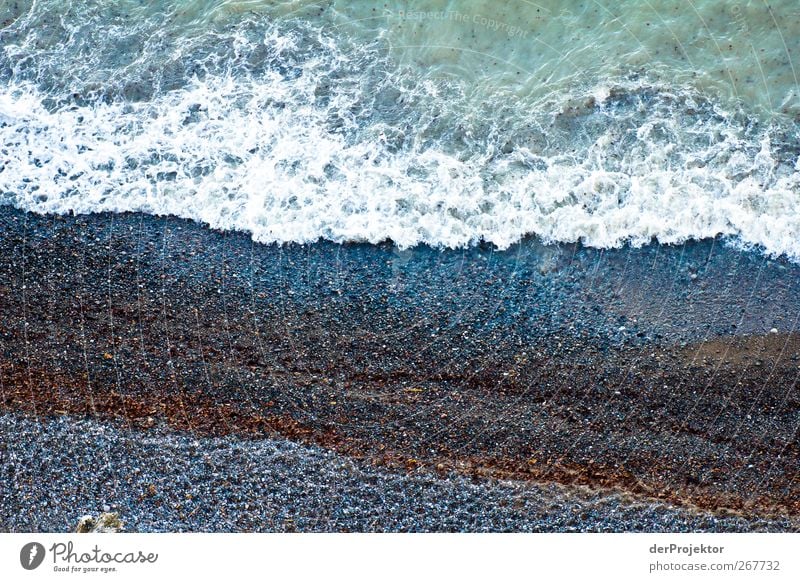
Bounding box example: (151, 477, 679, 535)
(3, 0, 800, 534)
(0, 207, 797, 532)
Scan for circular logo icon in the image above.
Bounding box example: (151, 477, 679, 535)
(20, 542, 46, 570)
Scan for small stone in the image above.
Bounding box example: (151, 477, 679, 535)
(74, 515, 96, 533)
(74, 512, 123, 533)
(93, 513, 124, 533)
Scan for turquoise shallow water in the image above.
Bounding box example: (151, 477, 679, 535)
(1, 1, 800, 256)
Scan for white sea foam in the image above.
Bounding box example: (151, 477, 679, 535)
(1, 1, 800, 258)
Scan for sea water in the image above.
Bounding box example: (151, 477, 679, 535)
(1, 0, 800, 257)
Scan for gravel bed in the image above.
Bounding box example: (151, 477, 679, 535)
(1, 413, 795, 533)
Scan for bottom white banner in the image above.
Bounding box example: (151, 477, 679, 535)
(0, 533, 796, 581)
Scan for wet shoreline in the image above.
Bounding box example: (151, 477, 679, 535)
(0, 206, 798, 530)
